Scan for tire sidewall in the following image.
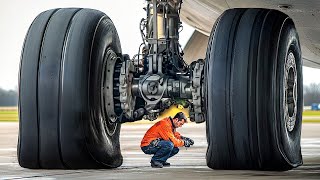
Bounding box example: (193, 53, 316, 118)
(276, 20, 302, 165)
(86, 16, 122, 167)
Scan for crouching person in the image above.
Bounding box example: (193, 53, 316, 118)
(140, 112, 194, 168)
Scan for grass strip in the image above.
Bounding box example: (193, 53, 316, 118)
(302, 110, 320, 116)
(0, 109, 320, 123)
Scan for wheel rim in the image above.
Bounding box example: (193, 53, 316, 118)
(101, 49, 120, 136)
(283, 51, 298, 132)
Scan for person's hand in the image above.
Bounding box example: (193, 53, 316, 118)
(183, 139, 192, 147)
(182, 136, 194, 147)
(185, 137, 194, 145)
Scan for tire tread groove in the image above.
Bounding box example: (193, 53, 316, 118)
(58, 8, 83, 169)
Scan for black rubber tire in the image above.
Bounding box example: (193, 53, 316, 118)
(205, 8, 303, 170)
(18, 8, 123, 169)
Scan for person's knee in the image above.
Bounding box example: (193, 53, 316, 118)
(167, 141, 174, 150)
(161, 140, 174, 150)
(173, 147, 179, 154)
(168, 141, 174, 149)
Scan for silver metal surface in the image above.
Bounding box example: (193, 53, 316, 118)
(139, 74, 167, 108)
(183, 30, 209, 65)
(284, 52, 298, 132)
(119, 59, 136, 118)
(179, 0, 320, 68)
(103, 49, 118, 134)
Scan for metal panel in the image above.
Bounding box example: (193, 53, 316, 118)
(178, 0, 320, 68)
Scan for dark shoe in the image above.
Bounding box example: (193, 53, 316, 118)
(162, 162, 170, 167)
(151, 160, 163, 168)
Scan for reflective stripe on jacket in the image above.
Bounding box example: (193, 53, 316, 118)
(140, 117, 184, 147)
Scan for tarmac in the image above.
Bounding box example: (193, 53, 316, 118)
(0, 122, 320, 179)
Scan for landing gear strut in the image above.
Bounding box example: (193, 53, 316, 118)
(113, 0, 205, 123)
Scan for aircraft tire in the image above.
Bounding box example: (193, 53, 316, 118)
(18, 8, 123, 169)
(205, 8, 303, 170)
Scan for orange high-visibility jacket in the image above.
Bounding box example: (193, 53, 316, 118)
(140, 117, 185, 147)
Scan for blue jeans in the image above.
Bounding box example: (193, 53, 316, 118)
(141, 140, 179, 163)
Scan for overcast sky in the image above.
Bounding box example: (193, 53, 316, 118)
(0, 0, 320, 90)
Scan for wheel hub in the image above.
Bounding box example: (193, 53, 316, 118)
(119, 56, 136, 118)
(101, 49, 121, 135)
(284, 51, 297, 132)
